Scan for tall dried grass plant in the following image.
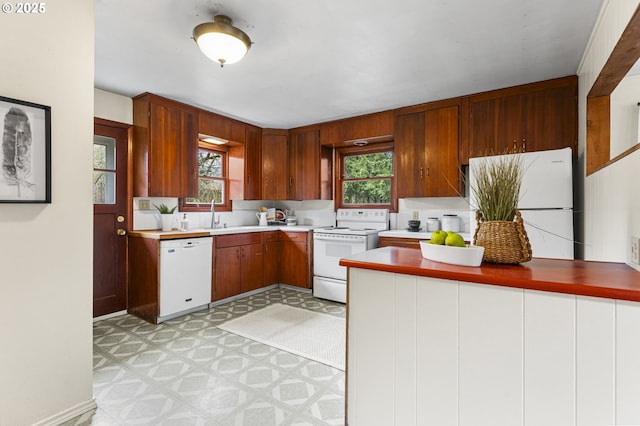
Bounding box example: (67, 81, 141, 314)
(470, 155, 524, 222)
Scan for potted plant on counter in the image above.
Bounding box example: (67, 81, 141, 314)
(154, 203, 177, 231)
(470, 154, 532, 264)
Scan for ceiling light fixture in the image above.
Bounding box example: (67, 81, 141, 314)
(353, 140, 368, 146)
(193, 15, 251, 67)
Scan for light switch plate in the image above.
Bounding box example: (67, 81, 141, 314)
(631, 236, 640, 265)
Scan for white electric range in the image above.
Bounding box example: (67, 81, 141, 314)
(313, 208, 389, 303)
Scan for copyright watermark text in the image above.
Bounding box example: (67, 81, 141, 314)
(2, 3, 47, 13)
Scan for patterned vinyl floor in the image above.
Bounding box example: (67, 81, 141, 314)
(64, 287, 346, 426)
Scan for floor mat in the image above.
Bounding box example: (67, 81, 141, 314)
(218, 303, 346, 370)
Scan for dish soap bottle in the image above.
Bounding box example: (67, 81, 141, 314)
(180, 214, 189, 231)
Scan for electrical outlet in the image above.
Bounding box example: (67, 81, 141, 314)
(139, 199, 151, 210)
(631, 236, 640, 265)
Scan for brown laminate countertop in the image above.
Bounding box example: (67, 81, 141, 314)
(128, 225, 317, 240)
(339, 246, 640, 302)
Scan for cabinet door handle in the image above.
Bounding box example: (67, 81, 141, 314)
(289, 176, 293, 187)
(513, 139, 517, 152)
(427, 167, 430, 177)
(420, 167, 424, 179)
(522, 138, 526, 152)
(236, 248, 241, 259)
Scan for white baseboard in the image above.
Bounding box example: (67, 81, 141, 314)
(31, 398, 97, 426)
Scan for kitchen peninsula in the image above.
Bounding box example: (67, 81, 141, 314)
(341, 247, 640, 426)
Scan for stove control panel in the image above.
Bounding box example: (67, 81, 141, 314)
(336, 209, 389, 221)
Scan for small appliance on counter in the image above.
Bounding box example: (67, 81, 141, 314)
(265, 208, 287, 225)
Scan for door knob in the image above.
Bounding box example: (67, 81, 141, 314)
(116, 228, 127, 236)
(117, 215, 125, 223)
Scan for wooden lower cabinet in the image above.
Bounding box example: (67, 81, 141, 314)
(213, 233, 264, 301)
(213, 245, 242, 300)
(263, 231, 280, 286)
(127, 236, 160, 323)
(212, 230, 312, 300)
(279, 231, 311, 288)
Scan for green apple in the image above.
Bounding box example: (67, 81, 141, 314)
(429, 230, 448, 245)
(445, 232, 466, 247)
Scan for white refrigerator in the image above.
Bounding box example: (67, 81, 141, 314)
(468, 147, 574, 260)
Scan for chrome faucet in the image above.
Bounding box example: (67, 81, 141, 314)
(210, 200, 220, 229)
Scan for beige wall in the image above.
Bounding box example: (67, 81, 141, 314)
(0, 1, 96, 425)
(577, 0, 640, 266)
(94, 88, 133, 124)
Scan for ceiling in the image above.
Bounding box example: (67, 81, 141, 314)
(95, 0, 604, 129)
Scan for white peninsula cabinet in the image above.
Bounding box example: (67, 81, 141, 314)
(343, 249, 640, 426)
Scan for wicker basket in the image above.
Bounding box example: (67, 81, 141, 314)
(473, 210, 532, 264)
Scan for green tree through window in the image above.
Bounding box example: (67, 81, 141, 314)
(186, 147, 225, 204)
(341, 149, 393, 206)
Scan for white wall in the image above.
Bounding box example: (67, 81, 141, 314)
(0, 2, 96, 425)
(611, 74, 640, 158)
(95, 88, 133, 125)
(577, 0, 640, 265)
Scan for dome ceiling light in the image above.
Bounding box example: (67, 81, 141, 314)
(193, 15, 251, 67)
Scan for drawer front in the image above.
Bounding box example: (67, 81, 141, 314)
(280, 231, 308, 243)
(379, 236, 420, 249)
(215, 232, 262, 248)
(262, 231, 280, 242)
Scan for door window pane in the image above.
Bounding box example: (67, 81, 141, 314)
(93, 171, 116, 204)
(93, 135, 116, 204)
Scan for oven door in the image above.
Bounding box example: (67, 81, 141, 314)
(313, 232, 368, 280)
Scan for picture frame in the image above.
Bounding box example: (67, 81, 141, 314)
(0, 95, 51, 203)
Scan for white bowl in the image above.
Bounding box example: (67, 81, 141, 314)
(419, 241, 485, 267)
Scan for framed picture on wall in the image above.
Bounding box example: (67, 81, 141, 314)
(0, 95, 51, 203)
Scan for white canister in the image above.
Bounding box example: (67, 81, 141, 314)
(426, 217, 440, 232)
(442, 214, 460, 232)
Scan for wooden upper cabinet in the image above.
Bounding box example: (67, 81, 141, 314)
(198, 109, 246, 143)
(320, 110, 394, 146)
(469, 76, 577, 160)
(288, 127, 333, 200)
(395, 104, 460, 198)
(243, 126, 262, 200)
(395, 112, 426, 198)
(262, 129, 288, 200)
(133, 93, 198, 198)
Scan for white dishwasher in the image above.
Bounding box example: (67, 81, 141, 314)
(159, 237, 212, 322)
